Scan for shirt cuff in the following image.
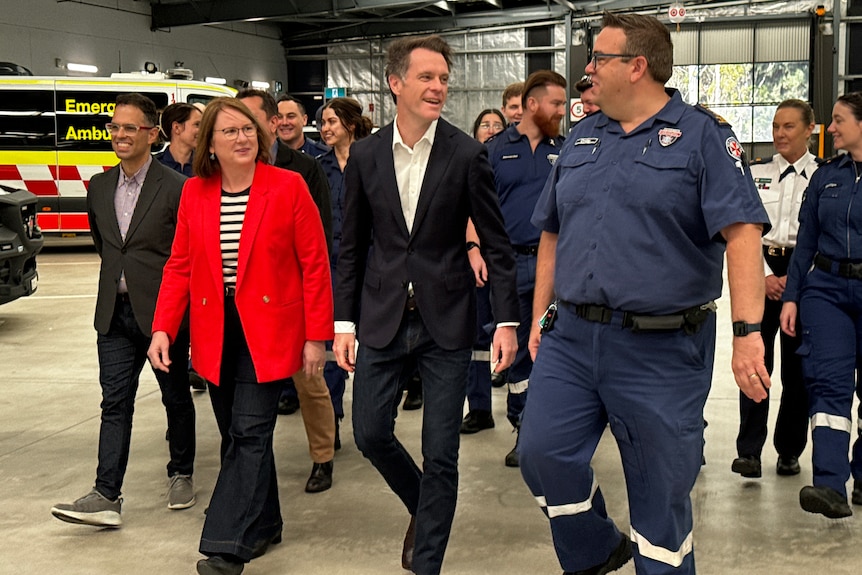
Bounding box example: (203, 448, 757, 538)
(334, 321, 356, 334)
(496, 322, 519, 329)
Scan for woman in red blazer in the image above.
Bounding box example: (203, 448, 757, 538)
(148, 97, 333, 575)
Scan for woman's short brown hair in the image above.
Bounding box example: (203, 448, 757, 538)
(193, 97, 270, 178)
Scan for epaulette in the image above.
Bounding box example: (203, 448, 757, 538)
(484, 132, 501, 145)
(750, 157, 773, 165)
(814, 156, 826, 165)
(820, 154, 842, 165)
(694, 104, 731, 126)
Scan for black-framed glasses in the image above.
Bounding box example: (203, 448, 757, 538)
(214, 124, 257, 140)
(105, 123, 156, 135)
(589, 52, 638, 68)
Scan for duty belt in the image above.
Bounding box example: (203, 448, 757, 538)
(764, 245, 793, 257)
(512, 244, 539, 256)
(814, 253, 862, 280)
(564, 301, 716, 335)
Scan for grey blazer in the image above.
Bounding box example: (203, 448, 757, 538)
(86, 159, 187, 336)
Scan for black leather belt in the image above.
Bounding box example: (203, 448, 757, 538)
(563, 301, 715, 334)
(764, 245, 793, 257)
(225, 286, 236, 297)
(405, 294, 417, 311)
(814, 253, 862, 280)
(512, 244, 539, 256)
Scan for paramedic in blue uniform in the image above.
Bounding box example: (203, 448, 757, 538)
(467, 70, 566, 467)
(519, 12, 771, 575)
(732, 99, 818, 479)
(780, 91, 862, 519)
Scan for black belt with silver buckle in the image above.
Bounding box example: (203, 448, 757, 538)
(814, 253, 862, 280)
(225, 286, 236, 297)
(405, 294, 417, 311)
(764, 245, 793, 257)
(512, 244, 539, 256)
(563, 301, 715, 334)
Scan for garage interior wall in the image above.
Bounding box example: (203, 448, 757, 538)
(0, 0, 285, 88)
(317, 23, 566, 134)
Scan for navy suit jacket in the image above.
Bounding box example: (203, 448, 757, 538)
(335, 118, 518, 350)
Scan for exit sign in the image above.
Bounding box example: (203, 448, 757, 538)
(325, 87, 346, 98)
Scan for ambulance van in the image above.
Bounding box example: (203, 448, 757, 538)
(0, 74, 235, 239)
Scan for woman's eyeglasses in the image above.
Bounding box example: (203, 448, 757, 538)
(214, 125, 257, 140)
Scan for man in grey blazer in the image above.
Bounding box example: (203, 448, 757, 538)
(333, 35, 519, 575)
(51, 93, 195, 528)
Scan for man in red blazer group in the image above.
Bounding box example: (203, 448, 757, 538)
(333, 35, 519, 575)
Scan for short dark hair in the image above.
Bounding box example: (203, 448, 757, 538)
(602, 11, 673, 84)
(385, 34, 453, 103)
(575, 74, 593, 94)
(322, 97, 373, 141)
(471, 108, 506, 139)
(277, 93, 306, 116)
(235, 88, 278, 120)
(522, 70, 567, 108)
(115, 93, 158, 127)
(776, 99, 815, 126)
(837, 91, 862, 122)
(193, 97, 271, 178)
(159, 102, 198, 141)
(502, 82, 524, 107)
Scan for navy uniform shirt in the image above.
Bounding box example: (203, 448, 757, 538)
(783, 154, 862, 302)
(486, 124, 562, 246)
(155, 145, 194, 177)
(531, 89, 769, 315)
(300, 137, 329, 158)
(317, 148, 344, 261)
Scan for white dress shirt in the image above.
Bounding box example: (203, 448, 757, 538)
(751, 151, 819, 276)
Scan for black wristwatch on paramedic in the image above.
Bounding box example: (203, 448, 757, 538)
(466, 241, 480, 252)
(732, 321, 761, 337)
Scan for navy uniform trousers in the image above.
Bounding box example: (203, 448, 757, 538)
(520, 305, 715, 574)
(736, 249, 808, 460)
(797, 267, 862, 497)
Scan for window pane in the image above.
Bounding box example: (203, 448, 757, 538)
(753, 105, 778, 143)
(708, 105, 752, 142)
(753, 62, 809, 103)
(697, 64, 752, 106)
(668, 65, 699, 104)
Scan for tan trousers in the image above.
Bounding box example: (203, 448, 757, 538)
(291, 369, 336, 463)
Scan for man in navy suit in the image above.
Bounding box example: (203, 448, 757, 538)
(333, 35, 519, 575)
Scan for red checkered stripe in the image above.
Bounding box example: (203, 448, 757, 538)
(0, 163, 112, 196)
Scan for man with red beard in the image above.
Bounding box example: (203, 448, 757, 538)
(479, 70, 567, 467)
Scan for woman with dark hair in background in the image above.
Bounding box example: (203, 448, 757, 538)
(317, 97, 373, 437)
(156, 102, 202, 177)
(472, 108, 506, 143)
(780, 92, 862, 519)
(148, 97, 333, 575)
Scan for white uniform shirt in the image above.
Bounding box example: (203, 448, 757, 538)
(751, 151, 819, 276)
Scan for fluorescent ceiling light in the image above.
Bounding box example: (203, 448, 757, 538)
(66, 62, 98, 73)
(205, 76, 226, 85)
(251, 81, 270, 89)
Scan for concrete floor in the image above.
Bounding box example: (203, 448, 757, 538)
(1, 246, 860, 575)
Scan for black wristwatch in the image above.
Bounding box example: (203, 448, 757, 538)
(732, 321, 761, 337)
(466, 241, 481, 252)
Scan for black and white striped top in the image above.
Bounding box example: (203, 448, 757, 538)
(220, 187, 250, 289)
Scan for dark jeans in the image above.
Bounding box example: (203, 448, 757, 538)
(352, 307, 471, 575)
(200, 297, 283, 562)
(95, 296, 194, 501)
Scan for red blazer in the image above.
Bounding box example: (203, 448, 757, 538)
(152, 161, 333, 385)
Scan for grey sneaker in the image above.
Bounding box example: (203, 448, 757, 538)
(168, 474, 195, 510)
(51, 489, 122, 527)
